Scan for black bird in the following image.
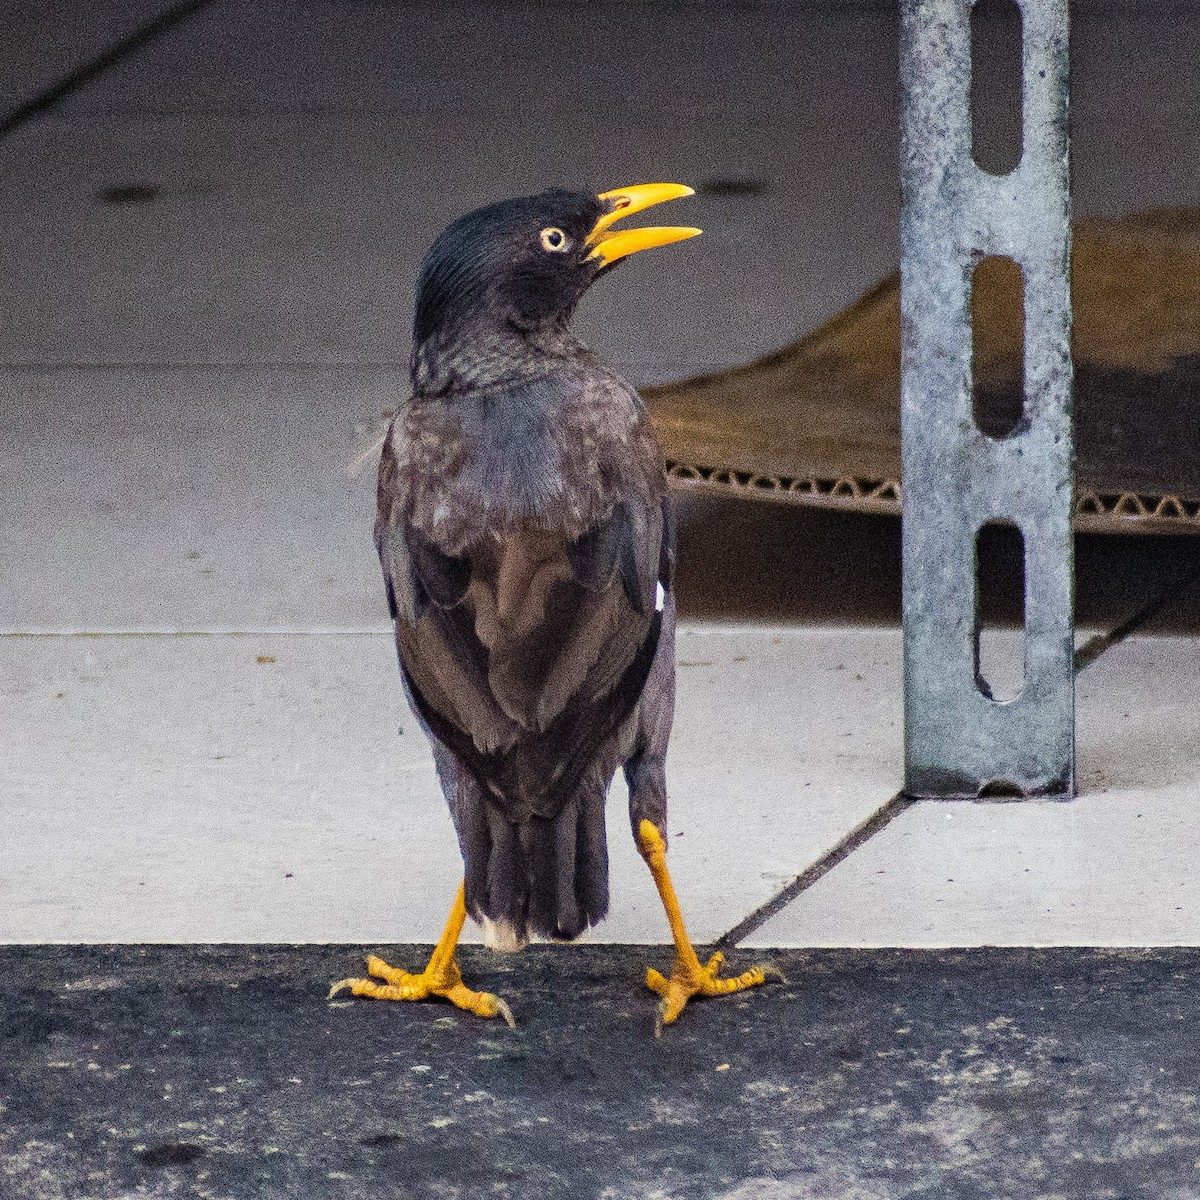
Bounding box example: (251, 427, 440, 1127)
(331, 183, 768, 1030)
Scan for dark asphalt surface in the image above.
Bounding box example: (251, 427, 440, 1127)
(5, 9, 1200, 1200)
(5, 945, 1200, 1199)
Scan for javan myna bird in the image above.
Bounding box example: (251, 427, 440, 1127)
(330, 184, 769, 1031)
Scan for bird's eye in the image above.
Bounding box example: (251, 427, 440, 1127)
(539, 227, 569, 253)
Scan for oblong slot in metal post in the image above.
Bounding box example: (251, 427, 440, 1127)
(971, 0, 1024, 175)
(975, 520, 1027, 702)
(971, 255, 1026, 438)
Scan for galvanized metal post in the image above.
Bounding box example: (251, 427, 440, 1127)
(899, 0, 1074, 798)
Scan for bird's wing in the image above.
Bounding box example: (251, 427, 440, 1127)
(376, 384, 672, 820)
(376, 426, 520, 761)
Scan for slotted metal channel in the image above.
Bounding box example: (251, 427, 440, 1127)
(900, 0, 1074, 798)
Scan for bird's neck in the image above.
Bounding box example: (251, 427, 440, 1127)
(411, 318, 590, 397)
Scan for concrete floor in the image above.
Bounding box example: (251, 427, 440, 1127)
(2, 3, 1200, 1196)
(3, 0, 1198, 950)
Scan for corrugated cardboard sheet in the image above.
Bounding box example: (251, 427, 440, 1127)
(648, 208, 1200, 534)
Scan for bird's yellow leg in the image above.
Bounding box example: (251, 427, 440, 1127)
(637, 819, 776, 1036)
(328, 881, 515, 1027)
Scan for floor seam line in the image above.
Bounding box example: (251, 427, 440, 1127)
(1073, 558, 1200, 673)
(711, 790, 915, 950)
(0, 0, 215, 139)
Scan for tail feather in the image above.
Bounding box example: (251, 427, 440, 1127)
(575, 784, 609, 925)
(524, 815, 571, 939)
(464, 786, 609, 945)
(482, 804, 525, 933)
(458, 784, 494, 924)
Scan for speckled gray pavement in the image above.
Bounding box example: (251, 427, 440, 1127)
(7, 945, 1200, 1200)
(5, 2, 1200, 1197)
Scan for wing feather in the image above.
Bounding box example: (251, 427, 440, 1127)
(376, 374, 672, 820)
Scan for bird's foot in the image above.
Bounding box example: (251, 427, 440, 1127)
(645, 949, 771, 1037)
(636, 819, 780, 1036)
(329, 953, 516, 1027)
(328, 883, 515, 1027)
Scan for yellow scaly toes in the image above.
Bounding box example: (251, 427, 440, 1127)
(328, 882, 515, 1028)
(328, 953, 515, 1027)
(636, 818, 781, 1035)
(645, 949, 771, 1036)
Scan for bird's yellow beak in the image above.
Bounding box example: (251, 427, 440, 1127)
(585, 183, 701, 265)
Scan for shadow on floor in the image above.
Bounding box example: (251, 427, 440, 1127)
(674, 493, 1200, 632)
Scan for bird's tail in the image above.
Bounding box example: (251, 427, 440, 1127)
(465, 790, 609, 948)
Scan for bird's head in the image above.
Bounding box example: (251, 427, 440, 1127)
(411, 183, 699, 381)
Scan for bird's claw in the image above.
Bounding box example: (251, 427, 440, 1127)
(329, 953, 516, 1027)
(489, 995, 518, 1030)
(757, 962, 789, 986)
(645, 949, 771, 1037)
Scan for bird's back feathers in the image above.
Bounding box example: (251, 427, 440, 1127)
(378, 366, 673, 940)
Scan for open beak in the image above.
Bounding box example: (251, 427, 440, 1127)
(585, 183, 701, 265)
